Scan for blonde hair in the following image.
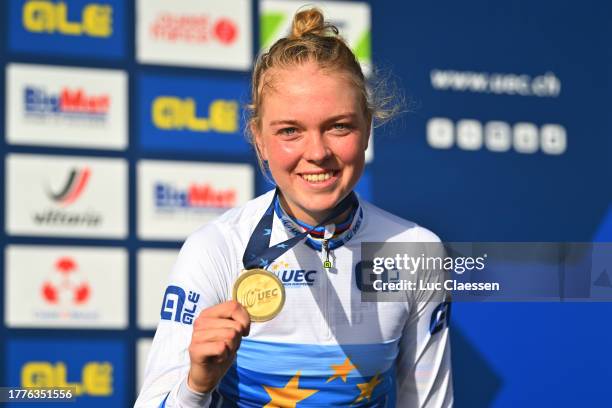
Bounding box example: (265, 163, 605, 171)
(247, 7, 398, 175)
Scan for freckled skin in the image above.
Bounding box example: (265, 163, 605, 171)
(253, 61, 371, 225)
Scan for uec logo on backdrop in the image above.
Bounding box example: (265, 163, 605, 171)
(152, 97, 238, 133)
(21, 361, 113, 396)
(22, 1, 112, 37)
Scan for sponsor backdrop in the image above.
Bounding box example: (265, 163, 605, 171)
(0, 0, 609, 407)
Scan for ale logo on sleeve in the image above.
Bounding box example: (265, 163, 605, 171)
(6, 63, 128, 150)
(136, 0, 251, 70)
(260, 0, 371, 75)
(5, 245, 128, 329)
(139, 73, 250, 155)
(160, 285, 201, 325)
(6, 154, 128, 238)
(9, 0, 125, 58)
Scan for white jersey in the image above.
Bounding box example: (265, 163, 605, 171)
(135, 190, 453, 407)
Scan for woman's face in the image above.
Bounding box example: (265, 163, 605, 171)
(254, 61, 370, 225)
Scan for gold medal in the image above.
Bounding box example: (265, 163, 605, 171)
(233, 269, 285, 322)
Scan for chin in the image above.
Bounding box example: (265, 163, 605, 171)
(302, 194, 344, 213)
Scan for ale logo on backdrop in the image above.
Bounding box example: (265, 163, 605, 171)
(7, 340, 125, 407)
(5, 245, 128, 329)
(9, 0, 125, 58)
(260, 0, 371, 75)
(5, 154, 128, 238)
(6, 63, 128, 150)
(139, 74, 250, 155)
(136, 0, 251, 70)
(137, 160, 253, 240)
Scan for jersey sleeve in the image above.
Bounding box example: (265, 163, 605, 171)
(135, 222, 235, 408)
(395, 228, 453, 407)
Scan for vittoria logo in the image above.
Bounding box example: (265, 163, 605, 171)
(154, 182, 237, 211)
(25, 86, 110, 122)
(34, 168, 101, 227)
(149, 13, 237, 45)
(47, 167, 91, 206)
(41, 257, 92, 310)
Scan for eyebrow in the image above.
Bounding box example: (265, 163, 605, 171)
(269, 113, 358, 127)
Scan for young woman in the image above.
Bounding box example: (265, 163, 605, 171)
(136, 8, 452, 408)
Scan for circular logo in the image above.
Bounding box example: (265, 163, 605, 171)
(233, 269, 285, 322)
(213, 18, 237, 44)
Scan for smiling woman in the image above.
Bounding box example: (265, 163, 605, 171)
(252, 62, 368, 225)
(136, 7, 453, 408)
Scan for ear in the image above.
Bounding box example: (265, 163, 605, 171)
(251, 121, 268, 161)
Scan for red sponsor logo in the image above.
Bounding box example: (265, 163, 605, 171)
(47, 167, 91, 207)
(150, 13, 238, 45)
(41, 257, 91, 306)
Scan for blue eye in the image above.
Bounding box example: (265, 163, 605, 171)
(279, 127, 297, 135)
(331, 123, 352, 134)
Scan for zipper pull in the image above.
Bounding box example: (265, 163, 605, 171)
(323, 239, 332, 269)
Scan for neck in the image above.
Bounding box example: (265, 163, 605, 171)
(277, 194, 353, 227)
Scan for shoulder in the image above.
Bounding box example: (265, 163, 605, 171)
(181, 190, 276, 253)
(359, 198, 441, 243)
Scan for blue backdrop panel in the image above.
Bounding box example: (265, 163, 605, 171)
(139, 73, 252, 155)
(8, 0, 125, 59)
(5, 339, 126, 407)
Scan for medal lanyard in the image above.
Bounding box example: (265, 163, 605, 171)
(242, 189, 358, 270)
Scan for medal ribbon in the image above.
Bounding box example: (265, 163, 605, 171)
(242, 189, 358, 270)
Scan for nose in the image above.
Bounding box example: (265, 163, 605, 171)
(303, 132, 331, 163)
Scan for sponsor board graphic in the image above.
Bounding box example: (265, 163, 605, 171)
(5, 245, 127, 329)
(137, 249, 179, 329)
(136, 0, 251, 70)
(139, 73, 251, 155)
(427, 118, 567, 155)
(6, 63, 128, 150)
(6, 154, 128, 238)
(260, 0, 371, 75)
(8, 0, 125, 59)
(6, 339, 125, 407)
(136, 338, 153, 395)
(137, 160, 253, 240)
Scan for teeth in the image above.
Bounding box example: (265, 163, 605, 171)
(301, 172, 333, 182)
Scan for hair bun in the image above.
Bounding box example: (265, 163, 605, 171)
(289, 7, 337, 39)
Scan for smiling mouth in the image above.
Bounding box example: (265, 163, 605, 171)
(299, 171, 338, 183)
